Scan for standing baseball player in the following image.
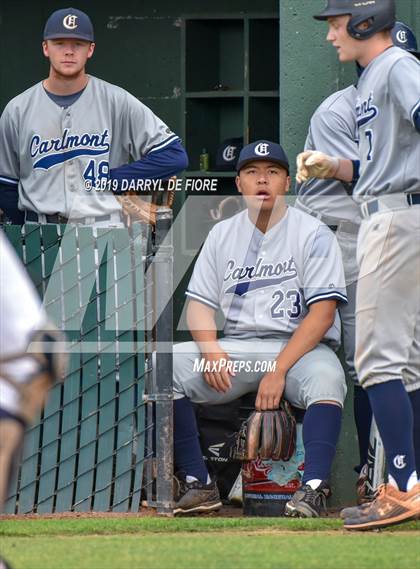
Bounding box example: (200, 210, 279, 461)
(0, 7, 187, 225)
(295, 75, 367, 499)
(297, 0, 420, 530)
(172, 140, 348, 516)
(296, 20, 420, 503)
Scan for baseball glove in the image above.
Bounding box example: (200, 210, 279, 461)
(117, 179, 175, 226)
(231, 400, 296, 462)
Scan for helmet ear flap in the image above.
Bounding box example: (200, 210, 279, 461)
(347, 13, 396, 41)
(347, 16, 375, 40)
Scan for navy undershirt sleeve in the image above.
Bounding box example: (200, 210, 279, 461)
(109, 138, 188, 192)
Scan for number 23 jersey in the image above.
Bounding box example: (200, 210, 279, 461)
(187, 207, 347, 348)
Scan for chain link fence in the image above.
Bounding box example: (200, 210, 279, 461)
(2, 213, 173, 514)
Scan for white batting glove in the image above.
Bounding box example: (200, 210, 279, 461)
(296, 151, 340, 183)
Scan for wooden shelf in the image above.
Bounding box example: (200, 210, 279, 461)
(249, 90, 279, 97)
(181, 15, 279, 172)
(186, 90, 279, 98)
(185, 91, 245, 98)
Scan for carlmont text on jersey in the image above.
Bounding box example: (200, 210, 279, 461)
(30, 128, 110, 165)
(355, 92, 378, 128)
(224, 256, 297, 282)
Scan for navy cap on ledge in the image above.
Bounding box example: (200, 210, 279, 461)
(391, 21, 419, 58)
(237, 140, 289, 173)
(44, 8, 94, 41)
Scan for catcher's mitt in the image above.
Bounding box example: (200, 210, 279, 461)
(117, 179, 175, 226)
(231, 400, 296, 462)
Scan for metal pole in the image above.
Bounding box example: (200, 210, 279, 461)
(153, 208, 173, 515)
(143, 223, 155, 507)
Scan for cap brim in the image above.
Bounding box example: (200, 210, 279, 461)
(44, 33, 94, 41)
(237, 157, 289, 173)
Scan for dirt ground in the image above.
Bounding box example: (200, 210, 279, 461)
(1, 504, 344, 520)
(0, 505, 240, 520)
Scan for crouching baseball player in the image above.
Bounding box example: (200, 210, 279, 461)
(0, 231, 67, 511)
(172, 141, 348, 516)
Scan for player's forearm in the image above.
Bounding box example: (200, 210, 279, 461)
(186, 300, 219, 353)
(109, 139, 188, 189)
(335, 158, 354, 182)
(274, 302, 336, 375)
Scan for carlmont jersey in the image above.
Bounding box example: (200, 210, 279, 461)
(297, 85, 361, 222)
(0, 76, 178, 217)
(186, 207, 347, 348)
(354, 47, 420, 201)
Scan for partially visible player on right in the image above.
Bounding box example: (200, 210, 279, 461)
(297, 0, 420, 530)
(296, 19, 420, 503)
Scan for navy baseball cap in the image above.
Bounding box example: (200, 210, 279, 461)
(44, 8, 94, 41)
(237, 140, 289, 173)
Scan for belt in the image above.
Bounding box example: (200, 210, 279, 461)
(361, 192, 420, 218)
(25, 210, 115, 224)
(294, 201, 360, 234)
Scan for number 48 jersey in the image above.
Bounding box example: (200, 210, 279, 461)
(186, 207, 347, 348)
(0, 76, 178, 217)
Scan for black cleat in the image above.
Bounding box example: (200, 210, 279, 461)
(173, 474, 222, 515)
(285, 482, 331, 518)
(355, 464, 376, 505)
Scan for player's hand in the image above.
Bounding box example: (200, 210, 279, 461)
(202, 346, 235, 393)
(296, 150, 340, 183)
(255, 371, 286, 411)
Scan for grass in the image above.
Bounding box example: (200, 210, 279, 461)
(1, 517, 419, 569)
